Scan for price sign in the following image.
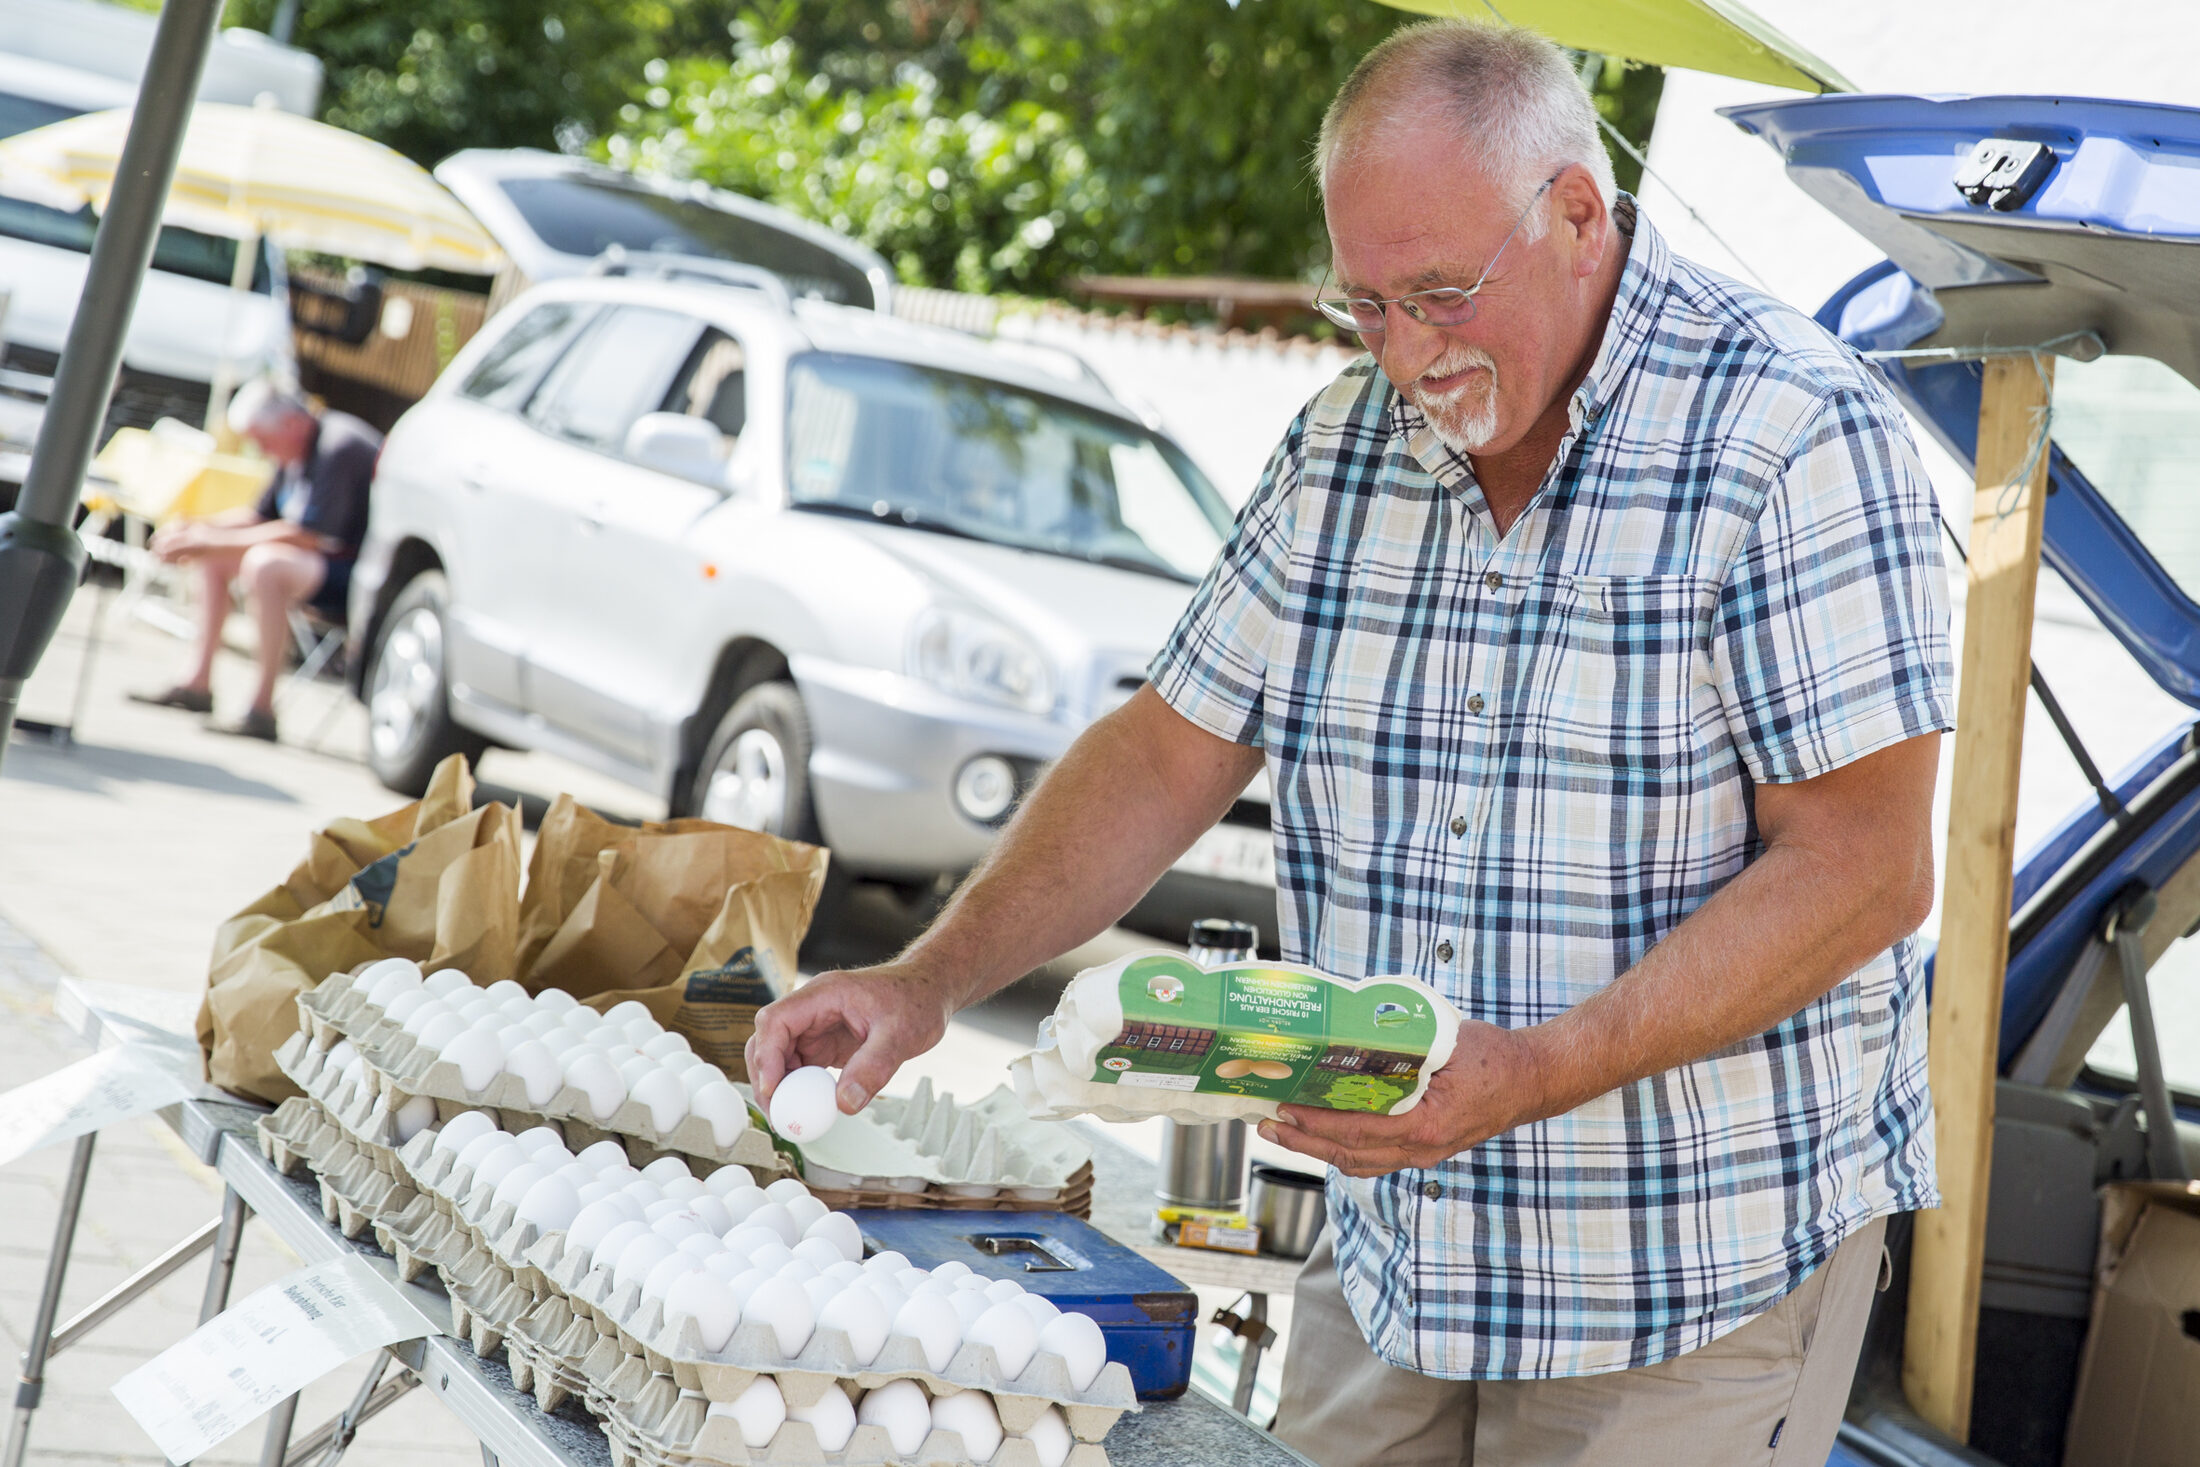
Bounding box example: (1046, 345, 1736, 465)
(0, 1043, 194, 1169)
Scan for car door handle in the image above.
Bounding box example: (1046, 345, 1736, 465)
(576, 503, 605, 533)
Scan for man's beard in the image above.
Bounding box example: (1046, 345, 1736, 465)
(1407, 346, 1500, 454)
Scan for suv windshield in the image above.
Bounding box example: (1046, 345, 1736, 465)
(498, 175, 876, 309)
(2051, 354, 2200, 596)
(787, 353, 1232, 582)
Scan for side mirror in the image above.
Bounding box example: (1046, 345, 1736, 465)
(624, 412, 728, 484)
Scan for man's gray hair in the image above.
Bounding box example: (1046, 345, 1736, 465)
(225, 376, 311, 437)
(1316, 20, 1615, 234)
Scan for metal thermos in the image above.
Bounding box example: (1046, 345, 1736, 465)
(1156, 919, 1259, 1212)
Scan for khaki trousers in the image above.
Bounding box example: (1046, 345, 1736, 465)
(1272, 1216, 1887, 1467)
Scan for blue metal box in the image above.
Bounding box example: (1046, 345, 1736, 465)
(846, 1209, 1198, 1400)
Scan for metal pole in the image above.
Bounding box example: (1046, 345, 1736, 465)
(200, 1187, 250, 1323)
(2, 1132, 98, 1467)
(256, 1394, 300, 1467)
(0, 0, 224, 771)
(47, 1214, 223, 1358)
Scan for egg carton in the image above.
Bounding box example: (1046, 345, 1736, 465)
(803, 1169, 1092, 1221)
(258, 1094, 341, 1177)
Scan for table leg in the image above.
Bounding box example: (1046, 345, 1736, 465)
(480, 1448, 500, 1467)
(257, 1394, 299, 1467)
(200, 1186, 249, 1324)
(1, 1131, 98, 1467)
(1231, 1291, 1269, 1417)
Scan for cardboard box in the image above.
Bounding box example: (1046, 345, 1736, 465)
(2063, 1180, 2200, 1466)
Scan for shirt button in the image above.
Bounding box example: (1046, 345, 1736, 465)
(1483, 570, 1504, 591)
(1423, 1180, 1444, 1200)
(1435, 940, 1454, 963)
(1466, 694, 1485, 715)
(1449, 815, 1467, 837)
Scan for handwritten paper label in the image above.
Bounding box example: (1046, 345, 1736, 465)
(0, 1043, 194, 1169)
(111, 1254, 436, 1464)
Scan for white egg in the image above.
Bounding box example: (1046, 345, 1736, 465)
(439, 1029, 504, 1093)
(590, 1219, 652, 1274)
(491, 1161, 550, 1214)
(1039, 1311, 1108, 1392)
(791, 1237, 846, 1273)
(890, 1294, 964, 1372)
(613, 1233, 676, 1295)
(433, 1109, 498, 1156)
(620, 1179, 665, 1209)
(660, 1176, 707, 1204)
(519, 1015, 565, 1045)
(931, 1389, 1003, 1462)
(1013, 1292, 1061, 1327)
(382, 988, 430, 1026)
(969, 1299, 1039, 1378)
(421, 968, 472, 997)
(863, 1250, 910, 1277)
(764, 1177, 812, 1205)
(681, 1063, 729, 1098)
(744, 1277, 815, 1358)
(568, 1198, 638, 1255)
(948, 1289, 992, 1330)
(867, 1282, 909, 1321)
(857, 1379, 931, 1457)
(677, 1232, 723, 1262)
(910, 1276, 953, 1300)
(818, 1284, 889, 1366)
(954, 1274, 991, 1293)
(739, 1239, 797, 1276)
(704, 1164, 755, 1197)
(931, 1260, 973, 1284)
(894, 1266, 932, 1293)
(470, 1145, 527, 1193)
(823, 1260, 865, 1285)
(650, 1210, 709, 1245)
(483, 979, 528, 1004)
(643, 1252, 698, 1303)
(800, 1273, 842, 1312)
(494, 1022, 535, 1054)
(983, 1277, 1025, 1305)
(516, 1175, 582, 1232)
(455, 1129, 514, 1172)
(326, 1037, 359, 1068)
(415, 1012, 466, 1052)
(720, 1187, 770, 1228)
(689, 1083, 750, 1147)
(685, 1195, 732, 1234)
(745, 1202, 800, 1246)
(559, 1006, 601, 1033)
(788, 1384, 856, 1452)
(703, 1252, 747, 1281)
(1021, 1406, 1074, 1467)
(768, 1067, 840, 1142)
(720, 1377, 785, 1448)
(576, 1139, 629, 1172)
(785, 1196, 831, 1235)
(639, 1030, 691, 1060)
(540, 1030, 586, 1058)
(514, 1125, 567, 1157)
(392, 1092, 439, 1143)
(532, 986, 579, 1013)
(503, 1040, 564, 1107)
(360, 957, 425, 1004)
(776, 1259, 820, 1287)
(666, 1270, 739, 1351)
(642, 1156, 693, 1184)
(561, 1052, 627, 1123)
(574, 1179, 620, 1209)
(727, 1265, 776, 1310)
(615, 1054, 658, 1085)
(793, 1214, 858, 1267)
(620, 1017, 662, 1046)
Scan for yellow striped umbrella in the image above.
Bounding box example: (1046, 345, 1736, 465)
(0, 102, 502, 274)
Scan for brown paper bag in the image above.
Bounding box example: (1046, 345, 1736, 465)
(195, 756, 522, 1103)
(514, 794, 643, 977)
(524, 819, 830, 1076)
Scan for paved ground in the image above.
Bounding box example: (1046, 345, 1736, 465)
(0, 589, 1299, 1463)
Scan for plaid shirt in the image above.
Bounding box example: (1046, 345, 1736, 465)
(1149, 201, 1952, 1379)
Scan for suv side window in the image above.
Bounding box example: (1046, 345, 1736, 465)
(526, 306, 703, 452)
(459, 301, 596, 411)
(662, 328, 747, 440)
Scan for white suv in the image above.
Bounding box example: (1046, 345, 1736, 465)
(349, 263, 1278, 934)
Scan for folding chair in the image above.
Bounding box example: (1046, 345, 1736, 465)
(276, 603, 351, 749)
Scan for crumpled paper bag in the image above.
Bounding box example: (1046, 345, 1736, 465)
(196, 756, 522, 1103)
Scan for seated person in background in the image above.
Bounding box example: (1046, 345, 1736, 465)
(130, 379, 381, 742)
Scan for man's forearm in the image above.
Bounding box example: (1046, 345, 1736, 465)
(902, 690, 1261, 1007)
(1519, 809, 1933, 1122)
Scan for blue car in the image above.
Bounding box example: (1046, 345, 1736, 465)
(1725, 92, 2200, 1467)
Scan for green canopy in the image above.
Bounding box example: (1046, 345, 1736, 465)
(1371, 0, 1854, 92)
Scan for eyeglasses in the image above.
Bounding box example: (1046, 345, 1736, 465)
(1312, 173, 1559, 335)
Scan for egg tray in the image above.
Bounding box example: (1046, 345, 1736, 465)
(802, 1166, 1091, 1221)
(796, 1082, 1091, 1213)
(258, 1090, 418, 1240)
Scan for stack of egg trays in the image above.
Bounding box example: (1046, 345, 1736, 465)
(298, 970, 795, 1184)
(603, 1378, 1091, 1467)
(800, 1081, 1091, 1218)
(266, 1034, 419, 1239)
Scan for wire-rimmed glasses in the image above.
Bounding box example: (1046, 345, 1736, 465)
(1312, 173, 1559, 335)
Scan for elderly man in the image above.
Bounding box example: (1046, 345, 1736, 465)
(131, 380, 380, 741)
(751, 20, 1949, 1466)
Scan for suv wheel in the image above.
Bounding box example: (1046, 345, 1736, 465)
(694, 682, 821, 840)
(364, 570, 486, 795)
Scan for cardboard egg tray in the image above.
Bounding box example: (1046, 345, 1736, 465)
(294, 975, 795, 1183)
(797, 1082, 1090, 1217)
(802, 1165, 1092, 1220)
(257, 1091, 417, 1240)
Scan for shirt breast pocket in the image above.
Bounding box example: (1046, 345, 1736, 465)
(1528, 573, 1715, 776)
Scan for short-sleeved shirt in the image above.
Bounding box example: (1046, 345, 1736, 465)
(1148, 200, 1953, 1380)
(253, 409, 380, 561)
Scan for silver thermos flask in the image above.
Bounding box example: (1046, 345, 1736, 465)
(1156, 918, 1259, 1213)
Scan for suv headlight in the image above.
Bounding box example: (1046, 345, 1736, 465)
(908, 606, 1055, 715)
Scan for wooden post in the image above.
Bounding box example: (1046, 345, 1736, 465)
(1904, 353, 2055, 1438)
